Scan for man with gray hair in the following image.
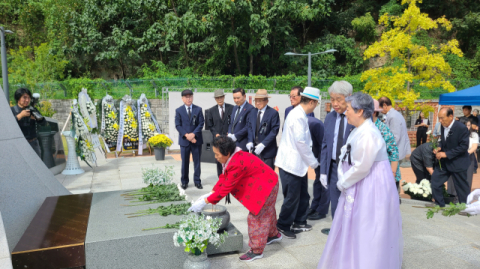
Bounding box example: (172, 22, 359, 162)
(378, 97, 411, 192)
(319, 81, 355, 235)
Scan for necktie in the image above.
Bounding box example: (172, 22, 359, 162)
(234, 106, 241, 122)
(220, 106, 224, 120)
(255, 111, 262, 144)
(336, 114, 345, 163)
(188, 107, 191, 119)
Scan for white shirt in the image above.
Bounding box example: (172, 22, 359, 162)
(256, 105, 267, 122)
(337, 118, 388, 190)
(217, 104, 226, 117)
(332, 111, 348, 160)
(469, 132, 479, 151)
(275, 105, 318, 176)
(443, 119, 455, 141)
(234, 100, 247, 119)
(185, 104, 193, 114)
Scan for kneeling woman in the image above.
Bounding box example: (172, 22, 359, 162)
(189, 136, 280, 262)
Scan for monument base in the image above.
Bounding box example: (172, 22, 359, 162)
(86, 190, 243, 269)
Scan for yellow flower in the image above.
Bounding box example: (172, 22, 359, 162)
(148, 124, 155, 131)
(145, 112, 151, 118)
(131, 121, 138, 129)
(108, 111, 117, 119)
(144, 104, 147, 108)
(113, 123, 119, 130)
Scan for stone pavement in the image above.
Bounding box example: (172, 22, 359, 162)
(56, 155, 480, 269)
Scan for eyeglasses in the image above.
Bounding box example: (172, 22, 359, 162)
(289, 95, 299, 99)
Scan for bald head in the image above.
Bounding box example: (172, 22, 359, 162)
(438, 107, 454, 128)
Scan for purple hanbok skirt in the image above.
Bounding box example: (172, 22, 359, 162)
(317, 160, 403, 269)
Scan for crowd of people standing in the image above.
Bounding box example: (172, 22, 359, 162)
(178, 82, 479, 267)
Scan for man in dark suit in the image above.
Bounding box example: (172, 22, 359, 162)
(306, 117, 328, 220)
(246, 89, 280, 170)
(228, 88, 254, 151)
(206, 89, 234, 176)
(320, 81, 354, 234)
(431, 107, 470, 207)
(284, 86, 314, 120)
(175, 89, 205, 190)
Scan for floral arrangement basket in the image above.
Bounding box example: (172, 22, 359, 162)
(116, 95, 139, 151)
(148, 134, 173, 149)
(78, 88, 98, 130)
(137, 94, 161, 155)
(402, 179, 433, 201)
(173, 214, 227, 255)
(101, 94, 119, 152)
(71, 99, 96, 166)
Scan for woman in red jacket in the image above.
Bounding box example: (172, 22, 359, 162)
(189, 136, 280, 262)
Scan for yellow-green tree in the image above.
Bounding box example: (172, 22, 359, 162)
(361, 0, 463, 112)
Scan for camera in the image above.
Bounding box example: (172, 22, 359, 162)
(28, 93, 44, 121)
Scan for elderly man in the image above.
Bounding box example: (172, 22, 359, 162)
(246, 89, 280, 170)
(275, 87, 320, 239)
(206, 89, 234, 176)
(284, 86, 315, 120)
(431, 107, 470, 207)
(228, 88, 254, 151)
(319, 81, 354, 235)
(378, 96, 411, 194)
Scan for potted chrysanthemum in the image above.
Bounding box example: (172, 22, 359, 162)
(174, 214, 227, 269)
(148, 133, 173, 160)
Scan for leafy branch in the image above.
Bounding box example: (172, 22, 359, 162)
(426, 203, 470, 219)
(125, 203, 191, 218)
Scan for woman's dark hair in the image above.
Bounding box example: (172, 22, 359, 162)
(14, 88, 32, 102)
(464, 118, 477, 138)
(212, 135, 236, 156)
(417, 112, 424, 119)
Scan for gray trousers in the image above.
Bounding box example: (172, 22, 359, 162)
(29, 139, 42, 158)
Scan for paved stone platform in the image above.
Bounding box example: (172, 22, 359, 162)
(57, 154, 480, 269)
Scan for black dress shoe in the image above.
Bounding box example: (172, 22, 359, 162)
(181, 184, 188, 190)
(195, 183, 203, 189)
(307, 212, 326, 220)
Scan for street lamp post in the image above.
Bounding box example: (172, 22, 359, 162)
(285, 49, 337, 87)
(1, 27, 13, 102)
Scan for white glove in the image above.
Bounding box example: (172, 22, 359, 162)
(462, 201, 480, 216)
(196, 192, 212, 202)
(227, 134, 237, 142)
(188, 198, 207, 213)
(254, 143, 265, 155)
(320, 174, 328, 189)
(246, 142, 254, 152)
(467, 189, 480, 204)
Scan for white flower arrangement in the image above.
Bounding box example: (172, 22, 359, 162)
(103, 103, 119, 142)
(79, 138, 95, 164)
(173, 214, 227, 255)
(140, 104, 156, 141)
(142, 165, 174, 185)
(426, 130, 432, 135)
(123, 105, 139, 141)
(402, 179, 432, 200)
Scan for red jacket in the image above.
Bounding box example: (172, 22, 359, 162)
(207, 151, 278, 215)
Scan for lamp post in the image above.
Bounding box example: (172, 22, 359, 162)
(1, 27, 13, 102)
(285, 49, 337, 87)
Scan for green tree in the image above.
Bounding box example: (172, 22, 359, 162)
(351, 12, 376, 44)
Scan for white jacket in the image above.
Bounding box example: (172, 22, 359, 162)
(275, 105, 319, 176)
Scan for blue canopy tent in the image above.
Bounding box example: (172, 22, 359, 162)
(439, 84, 480, 105)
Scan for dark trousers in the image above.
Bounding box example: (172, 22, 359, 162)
(310, 165, 330, 215)
(447, 154, 475, 197)
(277, 168, 310, 231)
(432, 167, 469, 207)
(416, 129, 427, 146)
(216, 161, 223, 177)
(180, 144, 202, 185)
(328, 161, 341, 219)
(254, 152, 275, 171)
(412, 163, 432, 184)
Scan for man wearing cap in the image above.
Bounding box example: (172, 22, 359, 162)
(284, 86, 315, 120)
(228, 88, 254, 151)
(175, 89, 205, 190)
(206, 89, 234, 176)
(319, 81, 354, 235)
(246, 89, 280, 170)
(275, 86, 320, 239)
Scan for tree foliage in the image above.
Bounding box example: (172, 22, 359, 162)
(351, 12, 376, 44)
(361, 0, 463, 111)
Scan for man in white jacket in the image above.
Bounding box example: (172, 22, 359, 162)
(275, 87, 320, 239)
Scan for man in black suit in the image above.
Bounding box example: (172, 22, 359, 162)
(175, 90, 205, 190)
(306, 117, 328, 220)
(431, 107, 470, 207)
(246, 89, 280, 170)
(228, 88, 254, 151)
(206, 89, 234, 176)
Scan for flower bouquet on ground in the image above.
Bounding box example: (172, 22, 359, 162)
(101, 95, 119, 152)
(148, 134, 173, 149)
(174, 214, 227, 256)
(402, 179, 433, 201)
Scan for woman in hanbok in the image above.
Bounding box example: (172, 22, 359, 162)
(317, 93, 403, 269)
